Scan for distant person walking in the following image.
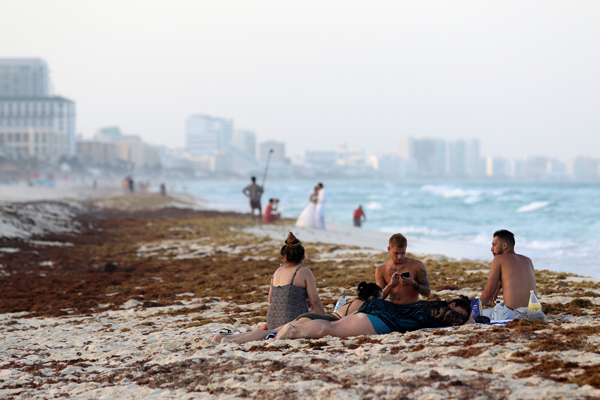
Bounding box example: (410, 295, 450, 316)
(122, 176, 134, 195)
(160, 183, 167, 196)
(316, 183, 326, 230)
(263, 198, 281, 223)
(353, 205, 366, 227)
(295, 186, 319, 228)
(128, 176, 134, 194)
(242, 176, 264, 220)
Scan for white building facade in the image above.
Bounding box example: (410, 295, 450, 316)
(0, 58, 49, 97)
(0, 96, 76, 156)
(185, 115, 233, 157)
(233, 129, 256, 157)
(0, 127, 67, 162)
(259, 141, 285, 163)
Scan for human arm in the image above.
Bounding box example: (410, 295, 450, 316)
(303, 268, 326, 315)
(480, 259, 502, 306)
(491, 281, 502, 302)
(268, 275, 273, 303)
(464, 311, 475, 325)
(242, 185, 250, 197)
(399, 264, 431, 297)
(375, 266, 400, 300)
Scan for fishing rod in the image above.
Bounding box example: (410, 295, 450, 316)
(261, 148, 274, 190)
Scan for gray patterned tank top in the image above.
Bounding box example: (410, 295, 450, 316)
(266, 265, 309, 329)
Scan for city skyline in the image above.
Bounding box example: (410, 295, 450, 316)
(1, 1, 599, 160)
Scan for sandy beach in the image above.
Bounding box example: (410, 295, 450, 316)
(1, 188, 600, 399)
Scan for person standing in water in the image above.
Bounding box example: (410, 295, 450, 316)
(316, 183, 326, 229)
(242, 176, 263, 220)
(353, 205, 366, 227)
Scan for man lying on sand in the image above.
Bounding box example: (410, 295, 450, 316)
(275, 297, 474, 340)
(479, 229, 538, 319)
(375, 233, 431, 305)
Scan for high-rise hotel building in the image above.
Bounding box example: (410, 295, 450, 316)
(0, 58, 76, 160)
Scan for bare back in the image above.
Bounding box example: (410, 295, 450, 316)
(269, 265, 325, 315)
(271, 266, 308, 288)
(334, 296, 366, 317)
(482, 253, 537, 309)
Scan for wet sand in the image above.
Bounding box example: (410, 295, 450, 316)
(1, 193, 600, 399)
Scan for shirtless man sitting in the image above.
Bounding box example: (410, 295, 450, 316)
(480, 229, 537, 319)
(375, 233, 431, 305)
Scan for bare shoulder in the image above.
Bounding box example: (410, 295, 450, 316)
(407, 258, 426, 270)
(516, 253, 534, 266)
(375, 261, 390, 273)
(298, 266, 314, 276)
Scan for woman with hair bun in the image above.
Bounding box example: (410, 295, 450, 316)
(213, 232, 325, 343)
(265, 232, 325, 328)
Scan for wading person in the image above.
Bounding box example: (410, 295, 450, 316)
(353, 205, 366, 227)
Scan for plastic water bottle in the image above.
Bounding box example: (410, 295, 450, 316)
(470, 298, 482, 317)
(528, 290, 542, 311)
(334, 295, 346, 312)
(493, 299, 504, 321)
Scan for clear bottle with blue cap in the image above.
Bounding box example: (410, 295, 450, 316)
(334, 295, 346, 312)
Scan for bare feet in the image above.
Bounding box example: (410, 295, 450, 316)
(212, 333, 229, 342)
(275, 323, 297, 340)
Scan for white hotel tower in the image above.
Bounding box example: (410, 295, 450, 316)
(0, 58, 76, 159)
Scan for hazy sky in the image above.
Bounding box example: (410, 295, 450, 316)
(1, 1, 599, 159)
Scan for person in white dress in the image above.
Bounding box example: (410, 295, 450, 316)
(295, 186, 319, 228)
(316, 183, 326, 230)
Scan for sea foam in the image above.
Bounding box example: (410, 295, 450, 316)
(516, 201, 550, 213)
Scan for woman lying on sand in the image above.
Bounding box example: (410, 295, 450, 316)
(215, 282, 383, 344)
(295, 282, 383, 322)
(275, 297, 474, 341)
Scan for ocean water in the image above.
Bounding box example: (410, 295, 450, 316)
(185, 180, 600, 278)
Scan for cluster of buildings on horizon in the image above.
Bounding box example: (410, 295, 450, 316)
(181, 114, 600, 181)
(0, 58, 598, 182)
